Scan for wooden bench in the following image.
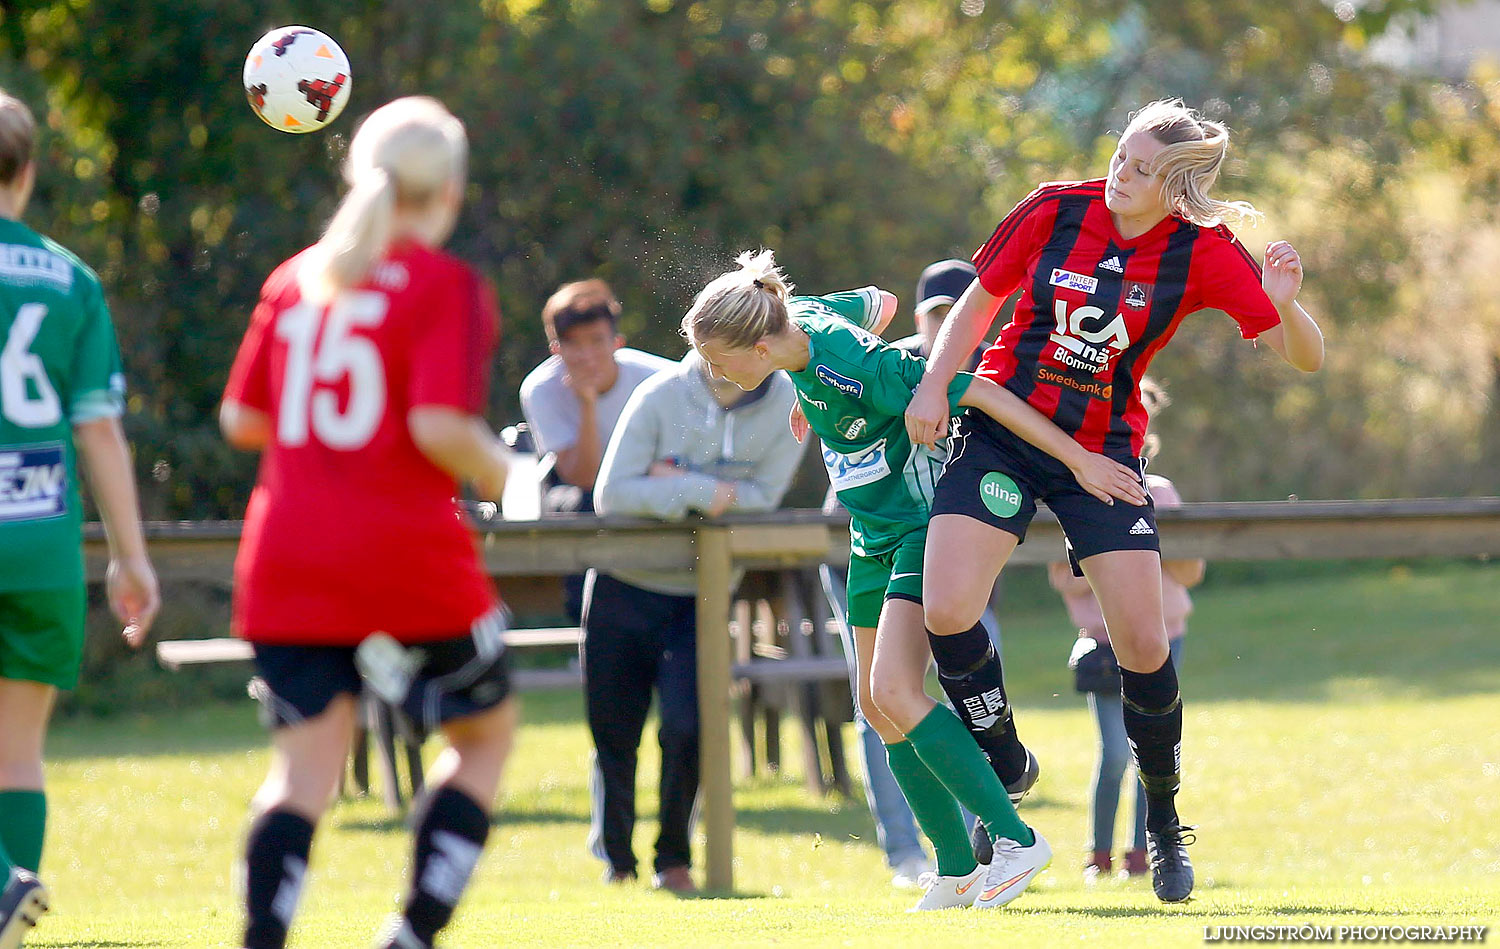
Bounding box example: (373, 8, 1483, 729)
(157, 627, 586, 810)
(155, 581, 855, 809)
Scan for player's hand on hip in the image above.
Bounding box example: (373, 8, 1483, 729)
(1068, 453, 1148, 507)
(108, 554, 160, 648)
(1262, 240, 1304, 308)
(904, 380, 949, 448)
(788, 403, 809, 444)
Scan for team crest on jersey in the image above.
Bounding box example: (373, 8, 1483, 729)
(1123, 281, 1154, 310)
(1049, 268, 1099, 294)
(822, 438, 890, 491)
(814, 364, 864, 398)
(0, 443, 67, 523)
(837, 416, 868, 440)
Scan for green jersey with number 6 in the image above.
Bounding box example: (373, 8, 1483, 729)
(0, 218, 126, 591)
(786, 288, 971, 556)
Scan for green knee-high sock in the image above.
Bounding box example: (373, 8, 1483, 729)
(884, 740, 977, 877)
(0, 790, 47, 872)
(906, 705, 1035, 847)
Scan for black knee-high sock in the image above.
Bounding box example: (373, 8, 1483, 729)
(243, 809, 315, 949)
(400, 785, 491, 945)
(1120, 656, 1183, 832)
(928, 622, 1028, 786)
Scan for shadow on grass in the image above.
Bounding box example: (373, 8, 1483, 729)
(676, 888, 774, 900)
(339, 805, 589, 835)
(1051, 899, 1389, 919)
(997, 560, 1500, 707)
(734, 799, 878, 841)
(33, 942, 166, 947)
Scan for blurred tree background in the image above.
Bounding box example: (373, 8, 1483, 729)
(2, 0, 1498, 512)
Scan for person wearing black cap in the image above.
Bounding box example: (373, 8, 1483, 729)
(892, 259, 987, 369)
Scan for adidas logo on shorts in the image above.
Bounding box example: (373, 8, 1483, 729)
(1128, 517, 1154, 536)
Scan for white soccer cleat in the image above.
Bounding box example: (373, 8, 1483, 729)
(890, 854, 933, 890)
(907, 864, 985, 911)
(972, 829, 1051, 910)
(355, 632, 420, 705)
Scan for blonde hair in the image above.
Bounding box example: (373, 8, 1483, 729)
(680, 249, 796, 350)
(300, 96, 468, 300)
(1123, 98, 1261, 228)
(0, 90, 36, 185)
(1139, 375, 1170, 460)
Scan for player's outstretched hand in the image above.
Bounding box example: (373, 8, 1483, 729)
(1262, 239, 1304, 308)
(109, 554, 160, 648)
(789, 403, 809, 444)
(1068, 453, 1148, 507)
(904, 380, 949, 448)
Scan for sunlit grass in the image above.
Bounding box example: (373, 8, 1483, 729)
(33, 560, 1500, 947)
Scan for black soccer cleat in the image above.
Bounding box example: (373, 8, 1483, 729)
(1006, 747, 1041, 806)
(1145, 823, 1197, 903)
(0, 869, 50, 949)
(971, 747, 1042, 865)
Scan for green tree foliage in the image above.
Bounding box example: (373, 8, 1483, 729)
(1, 0, 1496, 514)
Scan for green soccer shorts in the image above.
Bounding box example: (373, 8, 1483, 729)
(0, 586, 87, 690)
(845, 526, 927, 629)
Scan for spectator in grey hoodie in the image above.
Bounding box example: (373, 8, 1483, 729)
(586, 350, 802, 893)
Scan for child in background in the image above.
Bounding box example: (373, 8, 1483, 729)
(1054, 378, 1204, 882)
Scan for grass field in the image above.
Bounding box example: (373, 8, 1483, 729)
(32, 560, 1500, 947)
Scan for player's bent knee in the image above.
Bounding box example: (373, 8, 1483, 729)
(857, 694, 905, 744)
(922, 595, 986, 638)
(868, 676, 925, 733)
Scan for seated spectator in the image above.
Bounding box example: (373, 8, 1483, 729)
(519, 278, 672, 620)
(586, 350, 802, 893)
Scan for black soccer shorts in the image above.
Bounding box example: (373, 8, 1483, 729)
(250, 607, 512, 731)
(930, 408, 1158, 564)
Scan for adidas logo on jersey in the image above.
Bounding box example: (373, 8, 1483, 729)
(1128, 517, 1155, 536)
(1099, 256, 1125, 273)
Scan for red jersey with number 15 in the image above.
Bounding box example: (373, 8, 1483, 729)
(972, 179, 1281, 460)
(223, 242, 501, 645)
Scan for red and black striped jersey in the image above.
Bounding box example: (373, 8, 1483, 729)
(971, 178, 1281, 459)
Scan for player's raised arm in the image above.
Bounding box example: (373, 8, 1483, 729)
(957, 375, 1146, 506)
(1255, 240, 1324, 372)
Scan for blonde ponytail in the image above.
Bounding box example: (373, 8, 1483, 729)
(681, 248, 796, 350)
(1124, 98, 1262, 229)
(299, 96, 467, 301)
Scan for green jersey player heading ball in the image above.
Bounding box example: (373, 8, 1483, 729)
(682, 249, 1145, 911)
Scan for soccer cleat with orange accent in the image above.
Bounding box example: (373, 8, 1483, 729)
(908, 864, 986, 912)
(972, 829, 1051, 910)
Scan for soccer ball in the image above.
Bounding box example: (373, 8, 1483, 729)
(243, 26, 351, 134)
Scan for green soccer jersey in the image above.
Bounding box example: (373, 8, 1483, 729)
(0, 218, 125, 591)
(786, 289, 971, 556)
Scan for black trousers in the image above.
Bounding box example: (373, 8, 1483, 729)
(580, 570, 699, 874)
